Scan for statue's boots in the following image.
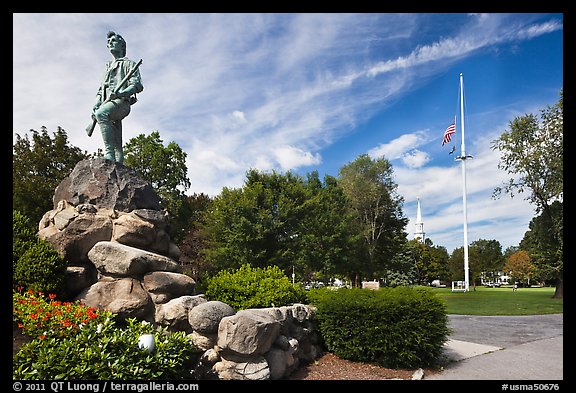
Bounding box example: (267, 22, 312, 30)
(94, 99, 129, 163)
(99, 123, 117, 162)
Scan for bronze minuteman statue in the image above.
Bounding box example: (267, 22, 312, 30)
(87, 31, 143, 164)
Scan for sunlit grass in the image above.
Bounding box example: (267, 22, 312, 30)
(423, 286, 563, 316)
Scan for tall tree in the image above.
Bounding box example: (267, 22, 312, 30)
(298, 172, 361, 284)
(469, 239, 504, 284)
(178, 193, 214, 282)
(400, 238, 450, 286)
(519, 201, 563, 290)
(338, 154, 408, 283)
(13, 126, 89, 224)
(123, 131, 191, 242)
(491, 91, 563, 298)
(204, 169, 358, 280)
(205, 169, 309, 272)
(504, 250, 536, 286)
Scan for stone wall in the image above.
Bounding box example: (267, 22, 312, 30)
(191, 303, 320, 380)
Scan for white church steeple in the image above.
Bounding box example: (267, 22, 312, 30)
(414, 198, 425, 243)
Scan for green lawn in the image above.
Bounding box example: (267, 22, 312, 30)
(426, 286, 563, 316)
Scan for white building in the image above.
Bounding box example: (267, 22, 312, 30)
(414, 198, 425, 243)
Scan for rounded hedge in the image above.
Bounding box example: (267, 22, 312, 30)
(14, 239, 67, 296)
(13, 210, 37, 268)
(205, 263, 306, 310)
(307, 286, 450, 369)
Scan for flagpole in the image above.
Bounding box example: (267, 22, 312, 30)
(456, 72, 471, 292)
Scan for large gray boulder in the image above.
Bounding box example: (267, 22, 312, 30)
(217, 309, 280, 356)
(154, 295, 206, 331)
(189, 301, 236, 334)
(88, 241, 181, 276)
(76, 277, 154, 321)
(212, 353, 270, 381)
(52, 158, 161, 212)
(38, 202, 115, 265)
(143, 271, 196, 304)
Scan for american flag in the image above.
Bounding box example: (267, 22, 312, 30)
(442, 119, 456, 146)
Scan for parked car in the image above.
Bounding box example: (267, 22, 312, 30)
(485, 281, 502, 287)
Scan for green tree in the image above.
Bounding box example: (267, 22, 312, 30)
(123, 131, 191, 242)
(338, 154, 408, 284)
(394, 238, 449, 286)
(204, 169, 358, 280)
(491, 91, 563, 298)
(13, 126, 89, 224)
(426, 241, 451, 284)
(519, 201, 563, 289)
(205, 169, 308, 272)
(298, 172, 360, 284)
(469, 239, 504, 285)
(178, 193, 214, 283)
(448, 247, 465, 282)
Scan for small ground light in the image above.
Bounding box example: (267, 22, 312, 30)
(138, 334, 155, 353)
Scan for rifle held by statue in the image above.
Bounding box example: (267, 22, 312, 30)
(86, 59, 143, 137)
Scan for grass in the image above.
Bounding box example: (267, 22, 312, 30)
(426, 286, 563, 316)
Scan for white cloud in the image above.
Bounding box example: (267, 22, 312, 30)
(401, 150, 431, 168)
(231, 110, 247, 124)
(368, 130, 431, 160)
(273, 146, 322, 171)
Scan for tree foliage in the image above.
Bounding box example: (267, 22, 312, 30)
(491, 91, 563, 297)
(519, 201, 563, 288)
(504, 250, 536, 285)
(204, 169, 359, 280)
(469, 239, 504, 283)
(123, 131, 191, 242)
(338, 154, 408, 281)
(13, 126, 89, 224)
(491, 90, 563, 210)
(178, 193, 214, 283)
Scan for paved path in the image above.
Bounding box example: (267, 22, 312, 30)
(425, 314, 563, 380)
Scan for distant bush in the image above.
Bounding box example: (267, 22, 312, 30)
(205, 263, 306, 310)
(307, 286, 450, 369)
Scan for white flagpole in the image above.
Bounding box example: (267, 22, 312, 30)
(457, 72, 471, 292)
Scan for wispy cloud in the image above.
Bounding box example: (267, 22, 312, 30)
(13, 13, 561, 210)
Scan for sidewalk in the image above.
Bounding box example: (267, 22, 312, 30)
(426, 336, 563, 380)
(424, 314, 563, 380)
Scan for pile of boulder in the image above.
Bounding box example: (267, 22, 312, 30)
(37, 158, 322, 380)
(38, 158, 187, 319)
(188, 301, 321, 380)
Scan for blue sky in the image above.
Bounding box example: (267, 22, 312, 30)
(13, 13, 563, 254)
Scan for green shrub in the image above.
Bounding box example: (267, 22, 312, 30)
(13, 239, 67, 296)
(205, 263, 306, 310)
(307, 286, 450, 369)
(13, 210, 37, 269)
(13, 317, 199, 380)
